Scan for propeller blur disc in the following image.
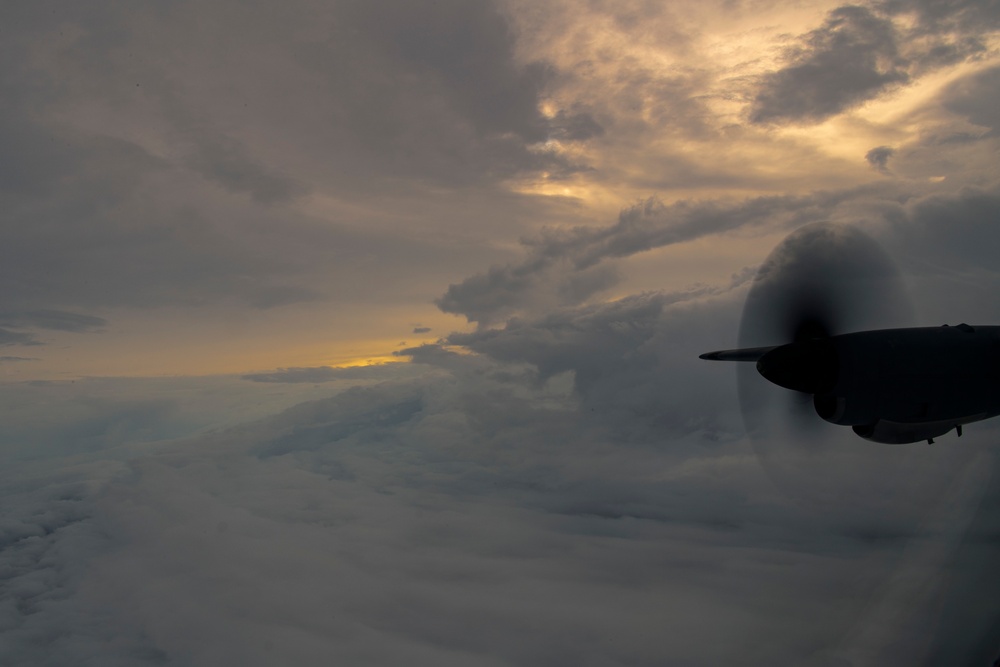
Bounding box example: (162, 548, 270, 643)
(737, 223, 971, 525)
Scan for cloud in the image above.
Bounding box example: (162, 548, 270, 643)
(3, 327, 996, 665)
(749, 6, 908, 124)
(874, 184, 1000, 323)
(891, 186, 1000, 270)
(5, 195, 1000, 661)
(0, 108, 321, 311)
(547, 110, 605, 142)
(437, 188, 892, 325)
(412, 327, 432, 334)
(443, 290, 747, 442)
(0, 0, 583, 320)
(748, 1, 998, 126)
(0, 357, 37, 363)
(277, 0, 577, 186)
(942, 65, 1000, 136)
(242, 364, 415, 384)
(865, 145, 895, 173)
(881, 0, 1000, 45)
(0, 475, 145, 665)
(242, 366, 348, 383)
(0, 310, 106, 333)
(0, 329, 41, 347)
(183, 134, 306, 205)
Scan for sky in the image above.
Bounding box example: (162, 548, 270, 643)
(2, 0, 1000, 664)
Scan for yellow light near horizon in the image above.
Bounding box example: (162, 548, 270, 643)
(319, 353, 405, 369)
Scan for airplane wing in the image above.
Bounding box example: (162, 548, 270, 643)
(699, 346, 777, 362)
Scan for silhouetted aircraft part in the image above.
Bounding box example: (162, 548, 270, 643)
(700, 222, 1000, 445)
(703, 223, 1000, 662)
(704, 324, 1000, 445)
(701, 222, 983, 527)
(698, 346, 775, 362)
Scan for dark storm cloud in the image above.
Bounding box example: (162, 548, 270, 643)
(865, 145, 895, 173)
(749, 6, 907, 124)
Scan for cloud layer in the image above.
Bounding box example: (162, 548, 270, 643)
(3, 330, 999, 665)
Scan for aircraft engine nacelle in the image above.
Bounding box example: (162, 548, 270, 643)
(851, 419, 960, 445)
(753, 325, 1000, 444)
(812, 393, 877, 426)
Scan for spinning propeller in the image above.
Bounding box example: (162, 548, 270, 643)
(701, 223, 988, 518)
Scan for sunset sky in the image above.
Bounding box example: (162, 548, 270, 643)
(3, 0, 1000, 664)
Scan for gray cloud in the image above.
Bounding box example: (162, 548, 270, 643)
(0, 310, 107, 333)
(875, 185, 1000, 323)
(412, 327, 432, 334)
(880, 0, 1000, 41)
(942, 65, 1000, 136)
(880, 0, 997, 74)
(242, 366, 345, 383)
(242, 364, 416, 384)
(183, 135, 305, 205)
(0, 356, 37, 363)
(547, 110, 605, 142)
(2, 319, 995, 664)
(444, 290, 741, 441)
(337, 0, 550, 143)
(0, 329, 41, 347)
(0, 98, 321, 311)
(748, 1, 998, 126)
(750, 6, 907, 124)
(865, 145, 895, 173)
(280, 0, 577, 187)
(0, 0, 582, 318)
(437, 189, 885, 325)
